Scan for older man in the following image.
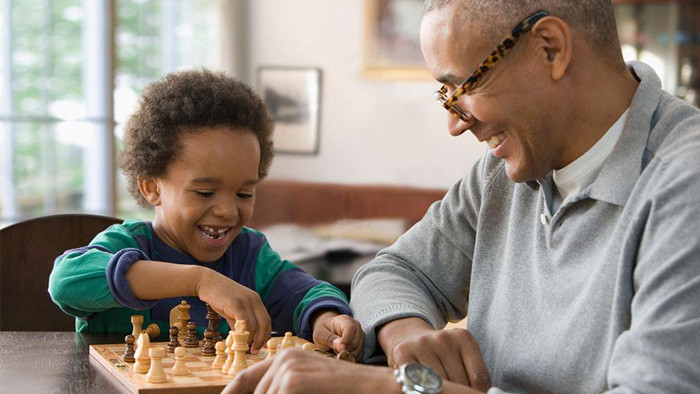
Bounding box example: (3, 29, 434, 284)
(226, 0, 700, 393)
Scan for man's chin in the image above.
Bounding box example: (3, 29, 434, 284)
(504, 162, 538, 183)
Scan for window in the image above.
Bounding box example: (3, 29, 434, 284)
(0, 0, 223, 225)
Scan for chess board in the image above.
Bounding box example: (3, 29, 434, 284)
(89, 336, 317, 393)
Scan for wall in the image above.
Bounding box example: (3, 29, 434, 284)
(245, 0, 485, 189)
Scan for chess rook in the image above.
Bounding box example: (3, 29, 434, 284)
(146, 347, 167, 383)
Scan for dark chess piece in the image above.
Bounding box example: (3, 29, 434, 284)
(123, 334, 136, 363)
(183, 321, 199, 348)
(205, 304, 222, 342)
(166, 326, 181, 353)
(201, 329, 216, 356)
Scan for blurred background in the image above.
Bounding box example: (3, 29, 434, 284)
(1, 0, 698, 225)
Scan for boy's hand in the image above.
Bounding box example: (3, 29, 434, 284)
(195, 269, 271, 354)
(312, 310, 364, 361)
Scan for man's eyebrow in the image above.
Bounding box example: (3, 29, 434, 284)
(437, 73, 462, 85)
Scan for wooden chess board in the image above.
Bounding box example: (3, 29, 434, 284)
(89, 336, 316, 393)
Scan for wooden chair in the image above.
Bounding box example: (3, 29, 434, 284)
(0, 214, 122, 331)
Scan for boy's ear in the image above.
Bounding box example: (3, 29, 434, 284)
(137, 175, 162, 206)
(531, 16, 572, 81)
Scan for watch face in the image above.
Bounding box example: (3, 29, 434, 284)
(404, 364, 444, 393)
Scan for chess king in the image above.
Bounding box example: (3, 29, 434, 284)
(48, 70, 364, 360)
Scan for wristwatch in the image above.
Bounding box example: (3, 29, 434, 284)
(393, 363, 444, 393)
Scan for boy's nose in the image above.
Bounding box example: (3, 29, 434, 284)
(211, 202, 239, 221)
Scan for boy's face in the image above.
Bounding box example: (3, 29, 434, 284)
(142, 127, 261, 263)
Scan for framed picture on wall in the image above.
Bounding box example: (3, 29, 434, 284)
(257, 66, 321, 154)
(363, 0, 432, 81)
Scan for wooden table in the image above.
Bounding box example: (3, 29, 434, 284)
(0, 331, 130, 393)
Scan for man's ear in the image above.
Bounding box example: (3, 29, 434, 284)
(530, 16, 572, 81)
(137, 175, 162, 206)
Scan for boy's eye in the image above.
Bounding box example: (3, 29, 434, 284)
(237, 192, 254, 200)
(194, 191, 214, 198)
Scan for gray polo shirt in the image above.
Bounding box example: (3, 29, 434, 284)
(351, 61, 700, 393)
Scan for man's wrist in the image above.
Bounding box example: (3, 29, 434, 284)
(377, 317, 433, 361)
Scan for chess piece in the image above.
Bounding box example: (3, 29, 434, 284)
(146, 323, 160, 340)
(336, 350, 356, 363)
(281, 332, 295, 349)
(184, 321, 199, 348)
(201, 329, 216, 356)
(133, 331, 151, 373)
(228, 322, 250, 377)
(205, 304, 222, 342)
(221, 331, 234, 374)
(171, 347, 189, 376)
(146, 347, 167, 383)
(123, 334, 136, 363)
(301, 342, 316, 352)
(166, 326, 181, 353)
(265, 338, 278, 360)
(212, 341, 226, 369)
(177, 301, 191, 340)
(131, 315, 144, 343)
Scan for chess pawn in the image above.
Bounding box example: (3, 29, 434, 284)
(171, 347, 189, 376)
(183, 321, 199, 348)
(265, 338, 278, 360)
(123, 334, 136, 363)
(131, 315, 144, 343)
(201, 329, 216, 356)
(212, 341, 226, 369)
(166, 326, 181, 353)
(301, 342, 316, 352)
(221, 331, 234, 374)
(133, 331, 151, 374)
(147, 347, 167, 383)
(228, 327, 250, 377)
(281, 332, 295, 349)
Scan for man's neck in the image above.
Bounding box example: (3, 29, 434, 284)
(553, 59, 639, 170)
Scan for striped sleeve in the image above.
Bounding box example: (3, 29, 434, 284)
(254, 239, 351, 340)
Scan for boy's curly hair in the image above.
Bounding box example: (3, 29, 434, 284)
(119, 69, 274, 207)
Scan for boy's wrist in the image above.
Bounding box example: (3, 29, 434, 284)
(311, 309, 339, 332)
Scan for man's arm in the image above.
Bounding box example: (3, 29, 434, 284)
(606, 154, 700, 392)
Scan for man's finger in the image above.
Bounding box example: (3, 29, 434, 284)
(460, 337, 491, 391)
(224, 358, 273, 394)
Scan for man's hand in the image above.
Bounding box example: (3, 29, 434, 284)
(223, 348, 397, 394)
(195, 269, 271, 354)
(223, 348, 485, 394)
(378, 317, 491, 391)
(312, 310, 364, 360)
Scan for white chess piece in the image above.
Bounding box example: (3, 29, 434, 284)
(133, 331, 151, 373)
(266, 338, 278, 360)
(171, 347, 189, 376)
(281, 332, 295, 349)
(146, 347, 167, 383)
(222, 331, 234, 373)
(212, 341, 226, 369)
(228, 325, 250, 377)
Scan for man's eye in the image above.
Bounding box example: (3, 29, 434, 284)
(237, 193, 254, 200)
(195, 191, 214, 198)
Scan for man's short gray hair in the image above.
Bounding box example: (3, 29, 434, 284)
(423, 0, 621, 62)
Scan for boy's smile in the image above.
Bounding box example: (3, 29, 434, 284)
(141, 127, 261, 263)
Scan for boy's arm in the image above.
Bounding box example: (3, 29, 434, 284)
(254, 238, 351, 340)
(48, 222, 158, 317)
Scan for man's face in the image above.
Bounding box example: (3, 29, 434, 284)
(149, 127, 260, 263)
(420, 3, 560, 182)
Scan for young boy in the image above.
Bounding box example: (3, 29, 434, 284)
(48, 70, 363, 358)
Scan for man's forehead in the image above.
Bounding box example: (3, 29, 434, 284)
(420, 3, 492, 81)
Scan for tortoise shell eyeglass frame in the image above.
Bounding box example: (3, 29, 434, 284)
(434, 10, 550, 122)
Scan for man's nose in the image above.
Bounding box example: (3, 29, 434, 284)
(446, 110, 476, 136)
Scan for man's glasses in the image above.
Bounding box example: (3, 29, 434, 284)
(435, 10, 550, 122)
